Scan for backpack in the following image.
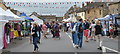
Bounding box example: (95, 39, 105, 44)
(76, 23, 84, 33)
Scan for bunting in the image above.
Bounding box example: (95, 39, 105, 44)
(0, 1, 82, 5)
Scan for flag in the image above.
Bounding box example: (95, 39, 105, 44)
(60, 3, 61, 4)
(48, 3, 50, 4)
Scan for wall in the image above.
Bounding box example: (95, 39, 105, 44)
(40, 15, 56, 22)
(56, 17, 63, 21)
(0, 4, 7, 10)
(85, 8, 102, 21)
(77, 12, 85, 20)
(109, 3, 120, 14)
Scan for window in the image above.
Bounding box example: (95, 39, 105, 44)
(113, 10, 114, 13)
(94, 10, 96, 14)
(87, 10, 90, 14)
(99, 10, 101, 15)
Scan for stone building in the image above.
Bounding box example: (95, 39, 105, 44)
(64, 5, 80, 20)
(30, 12, 63, 22)
(10, 9, 21, 16)
(0, 0, 21, 16)
(83, 2, 109, 21)
(0, 0, 7, 10)
(64, 6, 74, 19)
(40, 15, 57, 22)
(76, 8, 86, 20)
(56, 17, 63, 21)
(108, 2, 120, 15)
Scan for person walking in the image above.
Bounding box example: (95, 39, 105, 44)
(46, 22, 51, 35)
(31, 23, 39, 52)
(66, 22, 71, 32)
(75, 19, 84, 49)
(89, 21, 96, 41)
(94, 21, 103, 50)
(83, 19, 90, 42)
(37, 24, 42, 44)
(29, 23, 32, 43)
(72, 22, 77, 46)
(54, 23, 60, 40)
(109, 24, 114, 39)
(17, 23, 22, 40)
(64, 22, 67, 32)
(51, 21, 55, 38)
(42, 22, 48, 39)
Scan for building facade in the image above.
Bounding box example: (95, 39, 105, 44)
(30, 12, 63, 22)
(77, 12, 85, 20)
(56, 17, 63, 21)
(84, 2, 109, 21)
(0, 0, 7, 10)
(40, 15, 57, 22)
(109, 2, 120, 15)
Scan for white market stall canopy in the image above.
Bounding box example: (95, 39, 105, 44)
(6, 9, 21, 18)
(0, 20, 8, 49)
(65, 14, 77, 22)
(0, 8, 9, 16)
(0, 20, 9, 22)
(62, 19, 67, 21)
(0, 8, 25, 21)
(30, 15, 43, 25)
(96, 14, 120, 21)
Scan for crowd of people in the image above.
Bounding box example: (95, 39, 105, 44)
(29, 18, 119, 52)
(30, 21, 62, 52)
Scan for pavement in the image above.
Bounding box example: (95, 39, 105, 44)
(1, 31, 119, 53)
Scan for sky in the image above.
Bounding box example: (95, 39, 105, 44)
(3, 0, 92, 2)
(3, 0, 92, 17)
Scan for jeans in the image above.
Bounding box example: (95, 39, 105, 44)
(77, 32, 83, 48)
(72, 32, 77, 45)
(33, 37, 39, 51)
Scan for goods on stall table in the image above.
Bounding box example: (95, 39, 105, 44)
(22, 30, 29, 36)
(14, 30, 19, 38)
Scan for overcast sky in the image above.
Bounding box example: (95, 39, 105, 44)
(3, 0, 92, 17)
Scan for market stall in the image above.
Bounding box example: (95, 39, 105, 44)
(30, 15, 43, 25)
(0, 8, 25, 49)
(95, 14, 120, 37)
(20, 13, 34, 36)
(0, 20, 8, 49)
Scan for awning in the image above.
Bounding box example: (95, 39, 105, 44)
(30, 15, 43, 25)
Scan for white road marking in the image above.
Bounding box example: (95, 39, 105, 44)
(102, 46, 120, 53)
(65, 32, 76, 48)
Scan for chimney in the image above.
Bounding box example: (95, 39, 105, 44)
(73, 5, 77, 12)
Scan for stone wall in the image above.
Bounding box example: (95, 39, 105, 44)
(109, 3, 120, 14)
